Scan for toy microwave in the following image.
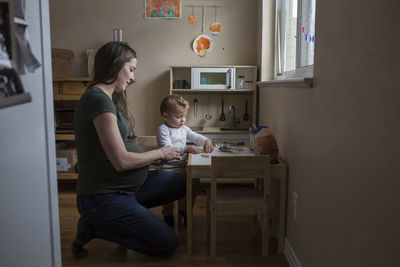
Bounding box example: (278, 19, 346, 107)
(191, 67, 235, 89)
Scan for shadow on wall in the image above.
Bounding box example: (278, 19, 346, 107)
(128, 70, 170, 135)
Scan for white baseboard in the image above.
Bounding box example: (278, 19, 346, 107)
(284, 238, 302, 267)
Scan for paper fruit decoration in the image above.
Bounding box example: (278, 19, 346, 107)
(193, 34, 213, 57)
(209, 22, 221, 35)
(188, 6, 198, 25)
(188, 15, 198, 25)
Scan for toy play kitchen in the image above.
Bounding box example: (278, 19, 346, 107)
(170, 65, 257, 146)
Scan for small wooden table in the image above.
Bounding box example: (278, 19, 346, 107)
(186, 149, 288, 254)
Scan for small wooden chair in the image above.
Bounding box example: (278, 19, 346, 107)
(208, 155, 271, 256)
(135, 136, 158, 170)
(135, 136, 158, 152)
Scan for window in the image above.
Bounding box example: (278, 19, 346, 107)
(275, 0, 316, 79)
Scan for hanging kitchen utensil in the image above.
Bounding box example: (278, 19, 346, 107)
(193, 6, 213, 57)
(188, 5, 198, 25)
(244, 99, 249, 121)
(209, 5, 221, 36)
(205, 94, 212, 120)
(219, 94, 225, 121)
(193, 95, 198, 118)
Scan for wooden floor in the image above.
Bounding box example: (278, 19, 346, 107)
(58, 182, 289, 267)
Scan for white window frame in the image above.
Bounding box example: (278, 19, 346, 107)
(274, 0, 315, 80)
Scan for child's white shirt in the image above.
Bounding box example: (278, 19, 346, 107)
(157, 124, 208, 156)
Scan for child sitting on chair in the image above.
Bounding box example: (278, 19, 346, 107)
(157, 95, 214, 226)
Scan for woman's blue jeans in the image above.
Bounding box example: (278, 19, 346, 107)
(76, 170, 186, 257)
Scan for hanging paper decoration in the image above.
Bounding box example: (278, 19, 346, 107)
(209, 22, 221, 35)
(188, 16, 198, 25)
(193, 34, 213, 57)
(188, 6, 198, 25)
(192, 6, 213, 57)
(209, 6, 221, 35)
(301, 27, 315, 43)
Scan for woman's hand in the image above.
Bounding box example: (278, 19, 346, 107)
(159, 146, 181, 161)
(151, 159, 163, 166)
(185, 146, 201, 154)
(203, 139, 214, 153)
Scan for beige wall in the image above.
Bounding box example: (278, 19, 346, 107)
(259, 0, 400, 266)
(50, 0, 259, 135)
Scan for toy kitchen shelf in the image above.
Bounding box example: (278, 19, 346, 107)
(170, 66, 258, 145)
(53, 77, 90, 180)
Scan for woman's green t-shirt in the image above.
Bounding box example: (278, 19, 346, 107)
(74, 87, 148, 195)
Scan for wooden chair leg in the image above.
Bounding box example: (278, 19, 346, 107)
(206, 189, 210, 242)
(210, 204, 216, 257)
(177, 200, 183, 225)
(251, 214, 257, 238)
(262, 209, 270, 256)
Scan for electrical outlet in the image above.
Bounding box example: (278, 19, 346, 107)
(291, 192, 298, 221)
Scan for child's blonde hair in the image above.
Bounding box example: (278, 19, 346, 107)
(160, 95, 189, 114)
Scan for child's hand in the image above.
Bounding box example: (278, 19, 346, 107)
(203, 140, 214, 153)
(151, 159, 163, 166)
(185, 146, 201, 154)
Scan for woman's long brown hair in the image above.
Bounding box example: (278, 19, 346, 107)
(89, 41, 136, 138)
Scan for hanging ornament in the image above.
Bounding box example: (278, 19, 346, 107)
(209, 5, 221, 35)
(188, 6, 198, 25)
(209, 23, 221, 35)
(193, 6, 213, 57)
(193, 35, 213, 57)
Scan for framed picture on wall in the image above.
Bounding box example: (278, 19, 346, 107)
(0, 0, 31, 109)
(145, 0, 181, 19)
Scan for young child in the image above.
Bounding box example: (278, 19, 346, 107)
(157, 95, 214, 226)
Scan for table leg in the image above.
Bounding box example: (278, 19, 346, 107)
(278, 170, 287, 254)
(186, 165, 192, 254)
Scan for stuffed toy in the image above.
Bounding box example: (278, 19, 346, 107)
(254, 128, 279, 163)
